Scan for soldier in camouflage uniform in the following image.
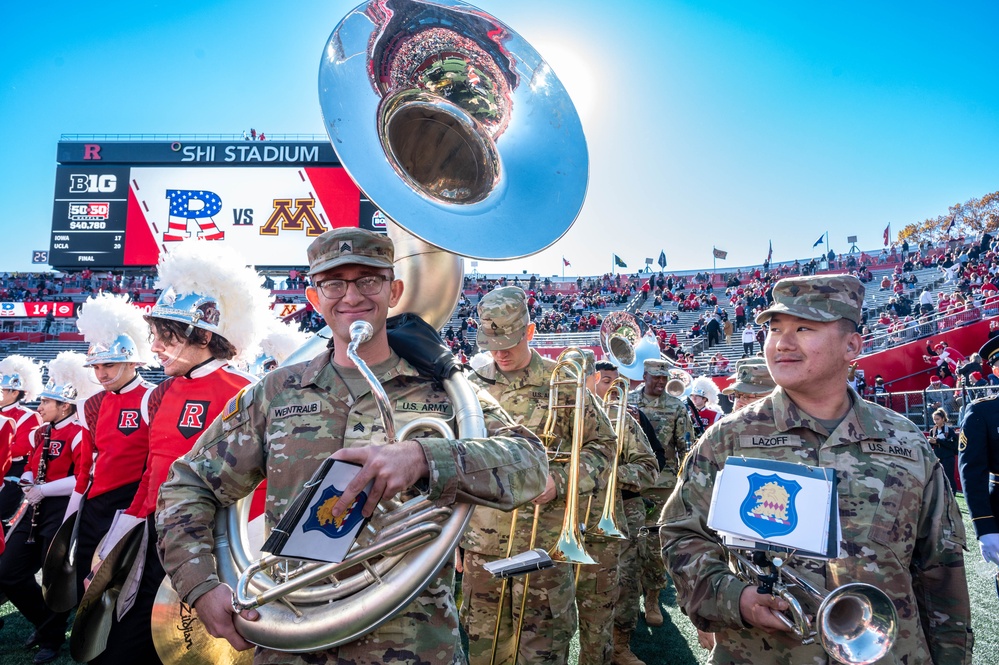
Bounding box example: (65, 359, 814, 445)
(627, 358, 694, 627)
(587, 360, 658, 665)
(720, 358, 776, 412)
(156, 228, 550, 665)
(462, 286, 616, 665)
(660, 274, 973, 664)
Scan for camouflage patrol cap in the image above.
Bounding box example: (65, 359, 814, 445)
(477, 286, 530, 351)
(581, 349, 596, 377)
(643, 359, 669, 377)
(755, 274, 865, 325)
(722, 358, 776, 395)
(307, 227, 394, 275)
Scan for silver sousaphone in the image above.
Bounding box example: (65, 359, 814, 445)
(160, 0, 589, 657)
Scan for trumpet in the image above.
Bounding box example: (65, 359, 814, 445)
(729, 549, 897, 665)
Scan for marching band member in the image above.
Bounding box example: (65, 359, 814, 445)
(627, 359, 694, 628)
(660, 275, 972, 664)
(68, 293, 157, 605)
(586, 359, 658, 665)
(92, 240, 269, 664)
(0, 352, 98, 664)
(157, 228, 547, 664)
(0, 356, 44, 529)
(463, 286, 615, 665)
(687, 377, 723, 430)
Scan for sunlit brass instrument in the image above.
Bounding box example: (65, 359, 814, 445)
(212, 321, 486, 654)
(490, 347, 596, 665)
(588, 376, 629, 541)
(181, 0, 587, 655)
(729, 549, 898, 665)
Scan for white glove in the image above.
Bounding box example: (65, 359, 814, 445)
(980, 533, 999, 566)
(25, 486, 44, 505)
(38, 476, 76, 498)
(63, 491, 84, 522)
(19, 471, 33, 486)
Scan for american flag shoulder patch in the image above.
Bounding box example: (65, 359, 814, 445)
(222, 389, 246, 422)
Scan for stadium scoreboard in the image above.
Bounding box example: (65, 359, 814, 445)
(50, 139, 384, 269)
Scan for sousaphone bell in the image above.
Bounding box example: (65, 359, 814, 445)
(152, 0, 589, 657)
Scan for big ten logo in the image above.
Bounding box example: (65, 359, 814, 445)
(164, 190, 225, 241)
(371, 209, 388, 230)
(69, 174, 117, 194)
(259, 198, 326, 237)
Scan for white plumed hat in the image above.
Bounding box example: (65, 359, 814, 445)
(150, 240, 272, 361)
(0, 355, 44, 401)
(40, 352, 101, 403)
(77, 292, 157, 367)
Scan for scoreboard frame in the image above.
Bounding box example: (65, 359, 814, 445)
(50, 139, 381, 270)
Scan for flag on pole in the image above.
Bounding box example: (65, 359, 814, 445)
(766, 241, 773, 263)
(613, 254, 627, 268)
(883, 224, 890, 246)
(812, 233, 825, 248)
(712, 248, 727, 260)
(944, 216, 956, 234)
(562, 257, 571, 267)
(658, 250, 667, 269)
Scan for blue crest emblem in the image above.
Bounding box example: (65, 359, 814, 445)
(303, 483, 367, 539)
(739, 473, 801, 539)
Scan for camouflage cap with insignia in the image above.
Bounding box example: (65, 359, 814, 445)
(581, 349, 596, 378)
(307, 227, 394, 276)
(755, 274, 865, 325)
(643, 359, 670, 377)
(722, 358, 776, 395)
(477, 286, 531, 351)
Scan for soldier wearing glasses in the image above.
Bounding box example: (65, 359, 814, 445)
(157, 228, 548, 665)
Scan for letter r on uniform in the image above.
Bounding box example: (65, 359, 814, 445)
(180, 403, 205, 428)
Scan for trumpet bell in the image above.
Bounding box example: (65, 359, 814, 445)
(817, 583, 898, 665)
(319, 0, 588, 260)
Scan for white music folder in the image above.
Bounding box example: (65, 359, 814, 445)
(707, 456, 838, 557)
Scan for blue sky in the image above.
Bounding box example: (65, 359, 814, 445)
(2, 0, 997, 277)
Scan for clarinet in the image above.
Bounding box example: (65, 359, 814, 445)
(25, 425, 51, 545)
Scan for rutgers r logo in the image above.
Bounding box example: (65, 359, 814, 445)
(118, 409, 140, 436)
(177, 400, 211, 439)
(49, 440, 65, 458)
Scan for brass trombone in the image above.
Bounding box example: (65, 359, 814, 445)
(585, 376, 629, 541)
(729, 549, 898, 665)
(489, 347, 596, 665)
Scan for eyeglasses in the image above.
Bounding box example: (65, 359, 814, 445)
(314, 275, 391, 299)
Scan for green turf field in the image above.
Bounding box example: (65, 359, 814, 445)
(0, 494, 994, 664)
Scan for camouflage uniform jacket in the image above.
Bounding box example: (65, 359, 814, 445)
(463, 349, 616, 555)
(627, 387, 694, 487)
(660, 387, 972, 665)
(156, 349, 548, 665)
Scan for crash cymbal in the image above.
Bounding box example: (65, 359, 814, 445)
(42, 512, 78, 612)
(151, 581, 252, 665)
(69, 521, 143, 662)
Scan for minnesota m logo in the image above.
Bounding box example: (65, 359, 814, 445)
(260, 198, 327, 237)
